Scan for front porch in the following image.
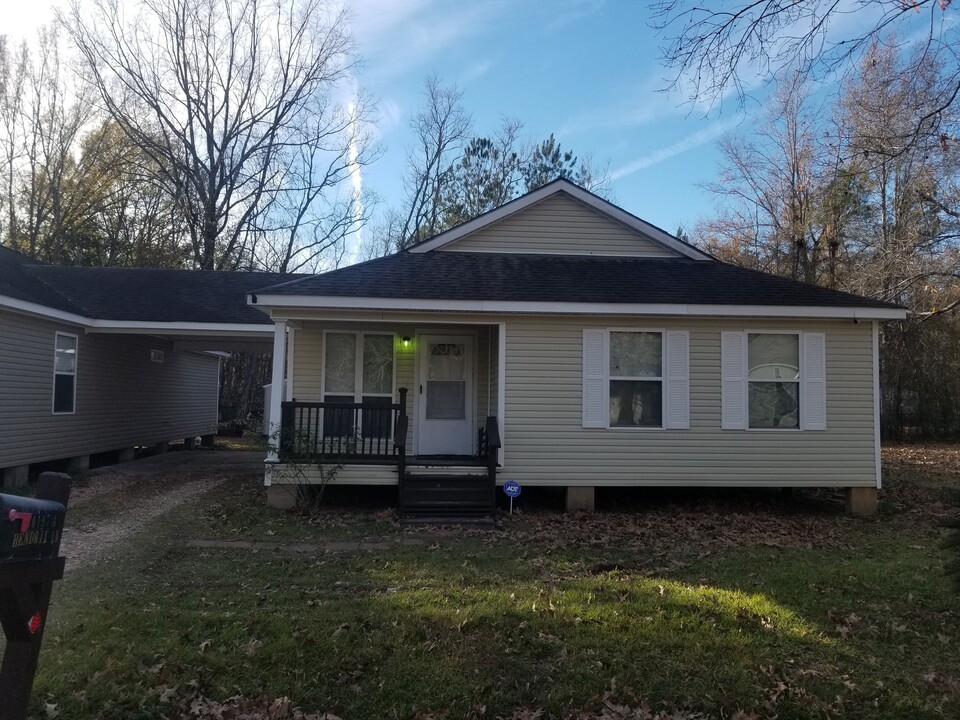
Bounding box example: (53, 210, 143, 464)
(272, 396, 501, 519)
(264, 319, 504, 519)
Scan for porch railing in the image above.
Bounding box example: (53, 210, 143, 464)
(279, 388, 408, 463)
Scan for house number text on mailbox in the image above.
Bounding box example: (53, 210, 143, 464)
(0, 495, 66, 561)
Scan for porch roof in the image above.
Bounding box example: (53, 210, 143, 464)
(252, 252, 902, 313)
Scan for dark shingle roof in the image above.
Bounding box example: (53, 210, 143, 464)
(0, 246, 298, 324)
(256, 252, 898, 310)
(0, 246, 86, 314)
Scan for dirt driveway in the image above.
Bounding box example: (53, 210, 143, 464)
(60, 450, 264, 573)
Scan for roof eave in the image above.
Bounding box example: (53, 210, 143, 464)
(248, 293, 907, 320)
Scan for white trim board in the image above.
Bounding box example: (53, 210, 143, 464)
(1, 293, 275, 336)
(406, 180, 712, 261)
(252, 294, 906, 320)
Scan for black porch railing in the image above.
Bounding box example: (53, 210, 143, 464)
(279, 388, 408, 462)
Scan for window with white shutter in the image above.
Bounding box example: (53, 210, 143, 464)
(722, 330, 827, 431)
(581, 330, 607, 428)
(582, 328, 690, 430)
(664, 331, 690, 429)
(801, 332, 826, 430)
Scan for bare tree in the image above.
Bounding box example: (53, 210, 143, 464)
(1, 26, 102, 262)
(651, 0, 959, 152)
(0, 37, 28, 244)
(396, 75, 472, 249)
(696, 74, 841, 283)
(65, 0, 370, 270)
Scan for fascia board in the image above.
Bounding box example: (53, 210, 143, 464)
(0, 294, 91, 326)
(249, 294, 907, 320)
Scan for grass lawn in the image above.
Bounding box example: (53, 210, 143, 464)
(23, 445, 960, 719)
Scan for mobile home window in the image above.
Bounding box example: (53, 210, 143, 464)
(53, 333, 78, 414)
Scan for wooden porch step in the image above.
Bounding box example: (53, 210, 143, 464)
(400, 474, 494, 520)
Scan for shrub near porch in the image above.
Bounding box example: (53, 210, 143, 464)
(30, 446, 960, 719)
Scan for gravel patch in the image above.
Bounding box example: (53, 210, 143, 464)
(61, 451, 263, 573)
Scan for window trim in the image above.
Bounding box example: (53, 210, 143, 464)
(320, 330, 398, 436)
(745, 330, 802, 432)
(52, 331, 78, 416)
(605, 327, 666, 431)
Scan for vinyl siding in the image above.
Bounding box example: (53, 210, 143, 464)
(279, 312, 877, 488)
(440, 194, 678, 257)
(289, 321, 497, 457)
(502, 315, 876, 487)
(0, 310, 219, 469)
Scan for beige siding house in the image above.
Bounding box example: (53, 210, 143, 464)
(0, 246, 289, 486)
(249, 180, 905, 518)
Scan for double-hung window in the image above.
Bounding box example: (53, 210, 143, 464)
(53, 332, 78, 414)
(721, 331, 826, 430)
(609, 331, 663, 427)
(582, 329, 689, 430)
(323, 332, 395, 438)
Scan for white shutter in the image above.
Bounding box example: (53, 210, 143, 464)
(721, 331, 747, 430)
(582, 329, 607, 428)
(664, 331, 690, 429)
(801, 332, 827, 430)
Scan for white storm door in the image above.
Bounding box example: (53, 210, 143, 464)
(417, 335, 474, 456)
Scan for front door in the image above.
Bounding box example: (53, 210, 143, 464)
(417, 334, 474, 456)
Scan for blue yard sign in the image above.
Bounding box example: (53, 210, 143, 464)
(503, 481, 521, 515)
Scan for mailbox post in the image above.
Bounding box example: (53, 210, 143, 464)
(0, 472, 70, 720)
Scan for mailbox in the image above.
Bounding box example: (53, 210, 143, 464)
(0, 494, 66, 561)
(0, 473, 71, 720)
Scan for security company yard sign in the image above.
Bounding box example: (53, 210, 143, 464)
(503, 480, 521, 515)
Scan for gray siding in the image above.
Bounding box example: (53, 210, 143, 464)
(502, 315, 876, 487)
(1, 310, 219, 469)
(279, 312, 877, 488)
(440, 194, 678, 257)
(290, 321, 497, 456)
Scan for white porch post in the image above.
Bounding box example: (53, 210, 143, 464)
(498, 322, 506, 467)
(265, 319, 288, 466)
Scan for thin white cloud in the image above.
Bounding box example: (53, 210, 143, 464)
(543, 0, 605, 32)
(345, 98, 364, 264)
(347, 0, 507, 83)
(460, 59, 493, 83)
(609, 116, 742, 181)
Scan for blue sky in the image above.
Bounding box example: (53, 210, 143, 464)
(347, 0, 748, 237)
(6, 0, 954, 254)
(3, 0, 762, 243)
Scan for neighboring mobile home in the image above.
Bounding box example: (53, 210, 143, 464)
(249, 180, 906, 518)
(0, 246, 288, 487)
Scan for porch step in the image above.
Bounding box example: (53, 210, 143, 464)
(401, 465, 488, 477)
(401, 474, 494, 520)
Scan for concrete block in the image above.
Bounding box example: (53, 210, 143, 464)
(118, 448, 136, 463)
(846, 487, 878, 517)
(68, 455, 90, 474)
(183, 436, 198, 450)
(3, 465, 29, 489)
(566, 486, 595, 512)
(154, 441, 169, 455)
(200, 434, 216, 448)
(266, 484, 298, 510)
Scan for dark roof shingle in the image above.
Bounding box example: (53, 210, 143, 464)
(256, 252, 898, 310)
(1, 246, 299, 324)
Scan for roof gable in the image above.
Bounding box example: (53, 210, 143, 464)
(409, 180, 711, 260)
